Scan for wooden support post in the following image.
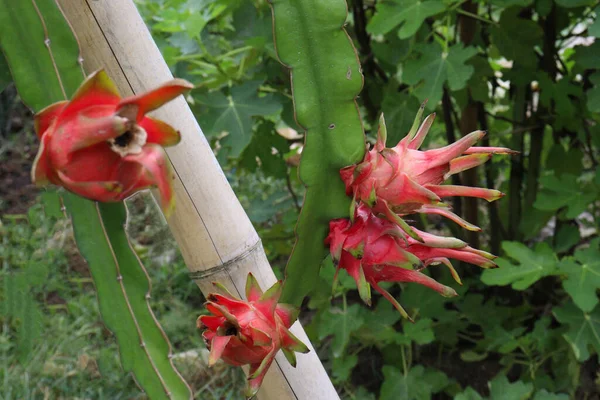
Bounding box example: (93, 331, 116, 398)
(56, 1, 339, 399)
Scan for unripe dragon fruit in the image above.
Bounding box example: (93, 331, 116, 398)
(326, 204, 498, 320)
(197, 273, 309, 398)
(340, 107, 516, 241)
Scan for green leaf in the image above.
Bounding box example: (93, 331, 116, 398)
(239, 120, 289, 179)
(331, 354, 358, 383)
(588, 8, 600, 38)
(574, 42, 600, 70)
(553, 223, 580, 253)
(553, 302, 600, 362)
(490, 7, 542, 67)
(196, 81, 282, 159)
(488, 375, 534, 400)
(403, 43, 477, 109)
(380, 365, 449, 400)
(558, 242, 600, 312)
(403, 318, 435, 345)
(532, 390, 569, 400)
(271, 0, 366, 305)
(367, 0, 445, 38)
(317, 304, 364, 357)
(586, 72, 600, 113)
(454, 387, 483, 400)
(534, 173, 597, 218)
(555, 0, 594, 7)
(0, 1, 191, 397)
(537, 73, 582, 131)
(481, 242, 559, 289)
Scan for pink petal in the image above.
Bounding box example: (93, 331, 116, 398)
(56, 170, 123, 202)
(139, 116, 181, 147)
(208, 335, 232, 366)
(34, 101, 67, 138)
(463, 146, 519, 155)
(245, 273, 263, 302)
(119, 144, 175, 215)
(447, 153, 492, 178)
(424, 130, 486, 169)
(407, 113, 436, 150)
(117, 79, 193, 121)
(60, 70, 121, 121)
(427, 185, 504, 202)
(419, 205, 481, 231)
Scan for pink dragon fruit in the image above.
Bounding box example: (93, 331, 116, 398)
(197, 273, 309, 398)
(340, 108, 516, 240)
(325, 204, 497, 320)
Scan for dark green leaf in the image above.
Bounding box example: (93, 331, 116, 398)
(481, 242, 559, 289)
(553, 302, 600, 361)
(403, 43, 477, 109)
(367, 0, 445, 38)
(490, 7, 542, 67)
(317, 303, 364, 357)
(196, 81, 282, 159)
(534, 173, 597, 218)
(380, 365, 449, 400)
(488, 375, 534, 400)
(558, 241, 600, 312)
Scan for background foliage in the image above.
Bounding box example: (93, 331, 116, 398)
(1, 0, 600, 398)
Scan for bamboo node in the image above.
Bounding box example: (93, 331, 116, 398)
(188, 240, 263, 281)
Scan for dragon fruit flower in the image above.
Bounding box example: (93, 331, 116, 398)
(197, 273, 309, 398)
(340, 106, 516, 240)
(325, 204, 498, 320)
(31, 69, 193, 215)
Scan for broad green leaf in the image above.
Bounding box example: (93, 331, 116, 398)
(574, 42, 600, 70)
(586, 72, 600, 113)
(0, 1, 191, 397)
(553, 302, 600, 362)
(558, 242, 600, 312)
(403, 318, 435, 345)
(367, 0, 445, 38)
(485, 326, 527, 354)
(356, 300, 407, 345)
(481, 242, 559, 289)
(491, 0, 533, 5)
(488, 375, 534, 400)
(532, 390, 569, 400)
(270, 0, 366, 304)
(331, 354, 358, 382)
(196, 81, 282, 159)
(553, 223, 580, 253)
(544, 146, 584, 177)
(490, 7, 542, 67)
(317, 303, 364, 357)
(537, 73, 582, 131)
(534, 173, 597, 218)
(555, 0, 594, 7)
(588, 8, 600, 38)
(239, 120, 288, 179)
(403, 43, 477, 109)
(454, 387, 483, 400)
(380, 365, 449, 400)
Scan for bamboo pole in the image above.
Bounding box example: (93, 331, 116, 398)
(55, 1, 339, 399)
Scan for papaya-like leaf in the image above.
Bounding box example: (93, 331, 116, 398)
(270, 0, 366, 305)
(0, 1, 191, 398)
